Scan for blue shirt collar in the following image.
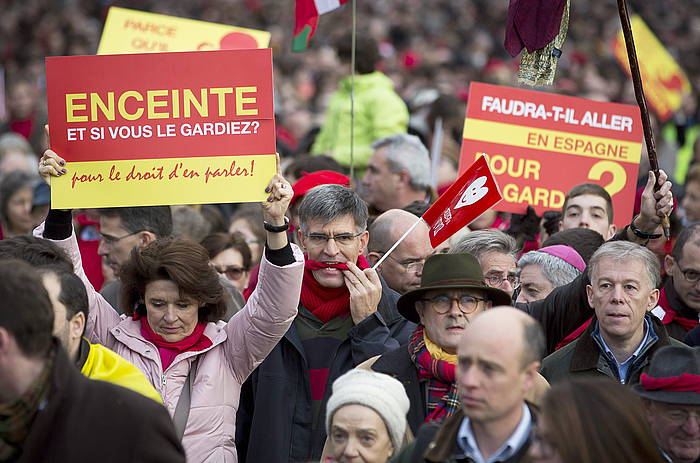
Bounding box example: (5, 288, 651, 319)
(591, 315, 657, 383)
(456, 403, 532, 463)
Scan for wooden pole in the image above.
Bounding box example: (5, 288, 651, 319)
(616, 0, 670, 238)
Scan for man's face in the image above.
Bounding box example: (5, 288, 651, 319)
(361, 147, 400, 212)
(457, 324, 534, 422)
(561, 194, 616, 239)
(416, 289, 489, 354)
(587, 257, 658, 343)
(516, 264, 554, 304)
(97, 215, 144, 275)
(682, 181, 700, 224)
(298, 215, 368, 288)
(375, 224, 432, 294)
(666, 241, 700, 313)
(645, 400, 700, 463)
(42, 273, 82, 358)
(480, 251, 517, 297)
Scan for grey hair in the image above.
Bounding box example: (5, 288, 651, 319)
(518, 251, 582, 288)
(298, 184, 368, 233)
(0, 132, 34, 157)
(449, 230, 518, 260)
(372, 134, 431, 191)
(589, 241, 661, 288)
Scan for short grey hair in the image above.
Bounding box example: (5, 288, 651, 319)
(518, 251, 582, 288)
(298, 184, 368, 233)
(449, 230, 518, 260)
(372, 134, 431, 191)
(589, 241, 661, 288)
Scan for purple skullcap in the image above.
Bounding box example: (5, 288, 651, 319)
(538, 245, 586, 272)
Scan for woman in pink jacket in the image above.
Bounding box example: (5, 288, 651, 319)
(37, 150, 304, 462)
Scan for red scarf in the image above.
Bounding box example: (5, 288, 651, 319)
(300, 255, 370, 323)
(659, 287, 699, 331)
(137, 316, 212, 371)
(640, 373, 700, 393)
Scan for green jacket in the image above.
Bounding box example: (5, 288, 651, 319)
(541, 315, 686, 386)
(311, 71, 408, 172)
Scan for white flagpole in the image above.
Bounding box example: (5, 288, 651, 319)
(429, 117, 443, 191)
(372, 217, 425, 269)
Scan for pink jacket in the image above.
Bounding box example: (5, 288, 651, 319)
(37, 226, 303, 462)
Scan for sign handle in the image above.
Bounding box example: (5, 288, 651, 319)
(371, 217, 425, 270)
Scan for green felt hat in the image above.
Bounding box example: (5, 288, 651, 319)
(397, 253, 512, 323)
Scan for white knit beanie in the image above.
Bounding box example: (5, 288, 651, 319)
(325, 369, 410, 450)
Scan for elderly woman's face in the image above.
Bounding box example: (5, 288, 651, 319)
(145, 279, 200, 343)
(330, 404, 394, 463)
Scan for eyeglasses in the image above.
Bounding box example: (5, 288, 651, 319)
(679, 267, 700, 284)
(212, 264, 248, 281)
(304, 231, 364, 247)
(484, 274, 519, 288)
(419, 295, 486, 314)
(99, 230, 144, 245)
(661, 408, 700, 426)
(382, 254, 425, 274)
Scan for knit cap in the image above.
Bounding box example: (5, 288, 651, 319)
(326, 369, 410, 449)
(538, 244, 586, 272)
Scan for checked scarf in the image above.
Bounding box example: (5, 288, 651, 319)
(0, 347, 54, 461)
(409, 325, 459, 423)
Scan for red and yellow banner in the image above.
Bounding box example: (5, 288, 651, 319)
(612, 15, 691, 122)
(46, 49, 276, 208)
(98, 7, 270, 55)
(459, 82, 643, 226)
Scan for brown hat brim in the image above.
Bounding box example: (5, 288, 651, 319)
(397, 283, 512, 323)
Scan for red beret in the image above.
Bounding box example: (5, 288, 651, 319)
(291, 170, 351, 205)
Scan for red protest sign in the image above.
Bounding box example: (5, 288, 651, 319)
(459, 83, 643, 226)
(45, 49, 276, 208)
(422, 155, 502, 248)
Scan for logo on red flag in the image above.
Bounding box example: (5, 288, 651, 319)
(422, 155, 502, 248)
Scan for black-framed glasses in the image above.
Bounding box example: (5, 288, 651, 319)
(212, 264, 248, 281)
(381, 254, 425, 274)
(304, 231, 364, 247)
(99, 230, 144, 245)
(484, 274, 519, 288)
(419, 295, 486, 314)
(679, 267, 700, 284)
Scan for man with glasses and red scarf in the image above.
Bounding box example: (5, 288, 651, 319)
(236, 184, 413, 463)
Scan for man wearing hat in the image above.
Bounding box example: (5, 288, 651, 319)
(635, 346, 700, 463)
(357, 252, 513, 436)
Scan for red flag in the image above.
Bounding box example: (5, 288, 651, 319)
(422, 155, 502, 248)
(293, 0, 350, 52)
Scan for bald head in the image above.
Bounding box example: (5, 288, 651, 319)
(368, 209, 432, 294)
(459, 307, 544, 368)
(369, 209, 427, 252)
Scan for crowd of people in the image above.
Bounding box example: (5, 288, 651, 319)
(2, 0, 700, 462)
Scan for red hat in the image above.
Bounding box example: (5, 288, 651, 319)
(291, 170, 350, 206)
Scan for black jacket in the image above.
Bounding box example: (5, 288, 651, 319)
(17, 341, 184, 463)
(235, 279, 414, 462)
(369, 344, 427, 436)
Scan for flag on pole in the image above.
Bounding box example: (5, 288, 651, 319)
(422, 155, 502, 248)
(293, 0, 350, 52)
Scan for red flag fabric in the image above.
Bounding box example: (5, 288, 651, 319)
(422, 155, 502, 248)
(293, 0, 350, 52)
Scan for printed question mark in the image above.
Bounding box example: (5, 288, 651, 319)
(587, 160, 627, 197)
(455, 176, 489, 209)
(251, 121, 260, 133)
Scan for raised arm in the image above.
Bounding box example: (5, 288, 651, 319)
(223, 156, 304, 381)
(37, 147, 122, 347)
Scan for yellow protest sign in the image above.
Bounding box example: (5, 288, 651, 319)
(97, 7, 270, 55)
(612, 15, 691, 122)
